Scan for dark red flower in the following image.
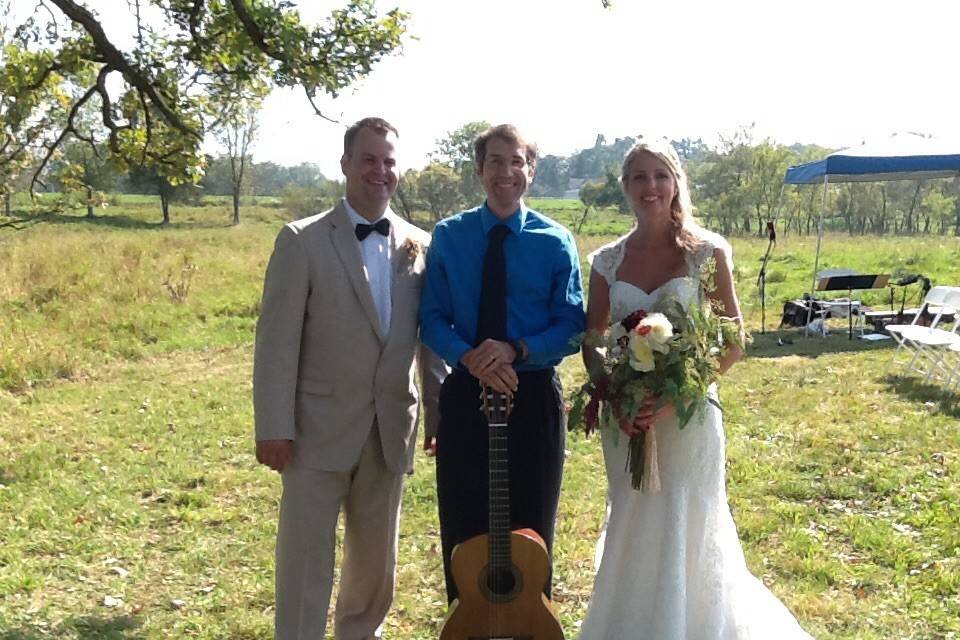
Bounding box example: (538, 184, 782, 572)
(621, 309, 648, 331)
(583, 378, 609, 436)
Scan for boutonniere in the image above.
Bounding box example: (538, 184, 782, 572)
(398, 237, 425, 273)
(401, 237, 424, 261)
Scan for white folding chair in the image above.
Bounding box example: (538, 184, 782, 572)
(895, 287, 960, 381)
(887, 285, 954, 365)
(944, 342, 960, 391)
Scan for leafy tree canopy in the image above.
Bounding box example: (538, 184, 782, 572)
(0, 0, 408, 193)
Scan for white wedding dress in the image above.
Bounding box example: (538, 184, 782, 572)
(578, 234, 812, 640)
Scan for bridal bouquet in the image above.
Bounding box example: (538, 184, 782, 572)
(570, 274, 742, 492)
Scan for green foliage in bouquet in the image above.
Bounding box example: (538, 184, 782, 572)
(569, 258, 747, 489)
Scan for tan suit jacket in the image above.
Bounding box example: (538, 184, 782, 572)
(253, 201, 445, 474)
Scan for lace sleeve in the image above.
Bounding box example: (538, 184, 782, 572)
(587, 237, 627, 286)
(689, 229, 733, 275)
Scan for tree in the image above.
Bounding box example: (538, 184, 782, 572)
(392, 168, 419, 221)
(530, 154, 569, 197)
(127, 164, 200, 225)
(577, 168, 625, 232)
(50, 139, 118, 216)
(0, 0, 46, 214)
(921, 185, 955, 235)
(672, 137, 709, 162)
(567, 135, 635, 181)
(746, 141, 793, 234)
(1, 0, 408, 199)
(215, 95, 263, 224)
(199, 154, 236, 196)
(279, 181, 341, 220)
(415, 162, 464, 220)
(432, 121, 490, 205)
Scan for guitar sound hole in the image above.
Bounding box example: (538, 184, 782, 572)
(479, 565, 523, 602)
(488, 568, 516, 595)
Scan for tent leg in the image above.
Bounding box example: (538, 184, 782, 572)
(806, 176, 829, 329)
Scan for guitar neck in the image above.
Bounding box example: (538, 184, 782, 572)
(483, 387, 513, 573)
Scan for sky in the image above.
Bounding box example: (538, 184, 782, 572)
(7, 0, 960, 178)
(252, 0, 960, 178)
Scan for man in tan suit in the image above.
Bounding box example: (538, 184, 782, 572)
(254, 117, 446, 640)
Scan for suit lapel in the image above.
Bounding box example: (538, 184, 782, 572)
(387, 212, 412, 341)
(330, 203, 387, 343)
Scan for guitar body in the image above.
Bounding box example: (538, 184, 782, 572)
(440, 528, 564, 640)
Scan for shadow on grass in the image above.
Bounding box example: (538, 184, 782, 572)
(880, 373, 960, 418)
(747, 329, 896, 359)
(6, 210, 237, 231)
(0, 614, 142, 639)
(0, 216, 43, 232)
(3, 210, 159, 230)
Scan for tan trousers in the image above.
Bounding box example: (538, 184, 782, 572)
(275, 423, 404, 640)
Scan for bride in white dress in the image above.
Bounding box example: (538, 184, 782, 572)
(578, 140, 812, 639)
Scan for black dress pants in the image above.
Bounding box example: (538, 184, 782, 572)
(435, 367, 566, 603)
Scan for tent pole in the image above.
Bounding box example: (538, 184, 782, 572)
(806, 176, 829, 328)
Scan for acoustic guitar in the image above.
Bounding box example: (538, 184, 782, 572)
(439, 387, 565, 640)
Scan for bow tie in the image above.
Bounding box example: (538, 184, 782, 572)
(355, 218, 391, 241)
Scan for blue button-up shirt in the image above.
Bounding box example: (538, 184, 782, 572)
(420, 202, 585, 371)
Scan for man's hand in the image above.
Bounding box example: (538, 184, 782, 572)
(462, 339, 517, 380)
(476, 362, 518, 396)
(256, 439, 294, 473)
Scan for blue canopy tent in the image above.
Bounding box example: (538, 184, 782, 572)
(782, 134, 960, 327)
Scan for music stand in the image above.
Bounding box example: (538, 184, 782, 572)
(815, 274, 890, 339)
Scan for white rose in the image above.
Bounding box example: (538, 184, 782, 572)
(628, 334, 655, 372)
(638, 313, 674, 354)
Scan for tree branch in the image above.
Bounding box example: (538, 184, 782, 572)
(31, 82, 98, 192)
(137, 86, 151, 164)
(228, 0, 286, 64)
(94, 64, 124, 154)
(49, 0, 201, 141)
(25, 61, 65, 91)
(73, 127, 99, 157)
(303, 88, 340, 124)
(188, 0, 205, 43)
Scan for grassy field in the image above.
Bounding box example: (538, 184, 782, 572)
(2, 198, 960, 638)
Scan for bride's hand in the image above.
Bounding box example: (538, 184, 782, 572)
(613, 401, 653, 438)
(633, 396, 675, 432)
(614, 402, 644, 438)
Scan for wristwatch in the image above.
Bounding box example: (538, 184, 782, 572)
(509, 339, 529, 363)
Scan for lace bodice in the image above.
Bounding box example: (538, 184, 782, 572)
(607, 279, 698, 324)
(588, 228, 731, 323)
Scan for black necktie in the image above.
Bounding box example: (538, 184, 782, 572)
(476, 225, 510, 344)
(355, 218, 390, 241)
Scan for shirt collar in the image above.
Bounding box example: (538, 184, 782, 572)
(480, 201, 527, 236)
(343, 198, 392, 228)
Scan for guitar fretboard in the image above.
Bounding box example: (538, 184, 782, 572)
(483, 389, 513, 574)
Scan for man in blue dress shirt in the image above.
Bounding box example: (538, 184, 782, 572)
(420, 124, 585, 604)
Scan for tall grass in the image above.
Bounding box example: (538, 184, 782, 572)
(2, 198, 959, 638)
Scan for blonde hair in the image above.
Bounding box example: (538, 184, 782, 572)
(621, 139, 700, 253)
